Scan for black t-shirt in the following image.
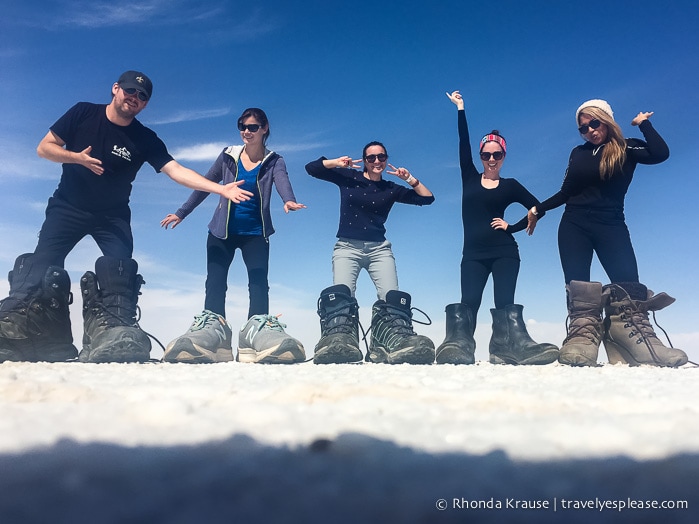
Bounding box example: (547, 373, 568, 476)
(50, 102, 173, 212)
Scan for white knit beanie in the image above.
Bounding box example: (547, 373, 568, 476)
(575, 99, 614, 124)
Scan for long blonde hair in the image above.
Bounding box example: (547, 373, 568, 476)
(578, 106, 626, 180)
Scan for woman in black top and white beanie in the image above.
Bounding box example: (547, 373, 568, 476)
(528, 99, 687, 367)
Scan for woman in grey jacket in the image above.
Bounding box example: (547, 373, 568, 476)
(160, 108, 307, 364)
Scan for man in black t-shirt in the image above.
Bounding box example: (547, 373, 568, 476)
(0, 70, 252, 364)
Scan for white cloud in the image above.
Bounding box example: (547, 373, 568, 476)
(145, 108, 231, 126)
(170, 142, 228, 162)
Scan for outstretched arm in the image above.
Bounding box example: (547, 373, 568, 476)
(160, 160, 253, 203)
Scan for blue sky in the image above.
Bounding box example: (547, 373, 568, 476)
(1, 1, 698, 361)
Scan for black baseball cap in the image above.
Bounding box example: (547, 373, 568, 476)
(117, 70, 153, 100)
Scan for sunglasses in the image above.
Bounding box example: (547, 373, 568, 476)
(121, 87, 149, 102)
(238, 123, 262, 133)
(480, 151, 504, 161)
(364, 154, 388, 163)
(578, 119, 602, 134)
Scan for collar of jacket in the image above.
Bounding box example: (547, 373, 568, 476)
(224, 145, 276, 165)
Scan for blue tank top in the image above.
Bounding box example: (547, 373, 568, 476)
(228, 161, 262, 235)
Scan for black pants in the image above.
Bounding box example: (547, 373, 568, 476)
(205, 232, 269, 319)
(460, 256, 520, 321)
(558, 207, 638, 285)
(33, 197, 133, 267)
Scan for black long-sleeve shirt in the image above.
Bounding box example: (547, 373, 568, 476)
(457, 109, 540, 260)
(538, 120, 669, 213)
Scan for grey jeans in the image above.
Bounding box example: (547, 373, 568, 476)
(332, 238, 398, 300)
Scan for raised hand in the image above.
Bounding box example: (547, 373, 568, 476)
(446, 90, 465, 110)
(631, 111, 654, 126)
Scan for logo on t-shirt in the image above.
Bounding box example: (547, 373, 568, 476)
(111, 145, 132, 162)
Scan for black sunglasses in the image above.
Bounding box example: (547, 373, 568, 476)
(365, 154, 388, 163)
(121, 87, 149, 102)
(238, 123, 262, 133)
(480, 151, 504, 161)
(578, 119, 602, 134)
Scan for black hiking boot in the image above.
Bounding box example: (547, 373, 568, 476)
(79, 256, 151, 363)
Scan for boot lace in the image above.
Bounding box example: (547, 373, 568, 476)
(188, 310, 222, 332)
(619, 305, 683, 365)
(366, 304, 432, 348)
(563, 313, 602, 345)
(86, 295, 166, 356)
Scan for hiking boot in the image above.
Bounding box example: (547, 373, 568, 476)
(559, 281, 608, 367)
(79, 256, 151, 363)
(237, 314, 306, 364)
(489, 304, 558, 365)
(603, 283, 688, 367)
(313, 285, 363, 364)
(368, 290, 434, 364)
(0, 254, 78, 362)
(435, 303, 476, 365)
(162, 310, 233, 363)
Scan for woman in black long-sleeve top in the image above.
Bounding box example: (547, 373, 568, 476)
(436, 90, 558, 366)
(528, 99, 687, 368)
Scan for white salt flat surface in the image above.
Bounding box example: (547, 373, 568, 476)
(1, 361, 697, 523)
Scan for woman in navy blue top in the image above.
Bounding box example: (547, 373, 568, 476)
(305, 142, 434, 300)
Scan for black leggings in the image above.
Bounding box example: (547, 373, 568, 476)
(204, 232, 269, 319)
(558, 208, 639, 285)
(460, 256, 520, 320)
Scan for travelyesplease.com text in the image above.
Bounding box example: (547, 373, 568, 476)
(435, 497, 688, 512)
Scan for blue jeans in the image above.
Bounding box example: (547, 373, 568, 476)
(332, 238, 398, 300)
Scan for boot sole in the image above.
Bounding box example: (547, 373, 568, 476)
(369, 343, 435, 365)
(490, 347, 559, 366)
(435, 345, 475, 365)
(313, 344, 363, 364)
(0, 342, 78, 363)
(80, 341, 151, 363)
(238, 339, 306, 364)
(162, 338, 233, 364)
(603, 338, 688, 368)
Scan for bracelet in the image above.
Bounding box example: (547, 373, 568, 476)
(407, 176, 420, 187)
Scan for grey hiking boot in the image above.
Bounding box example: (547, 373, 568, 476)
(368, 290, 435, 364)
(313, 285, 363, 364)
(603, 283, 688, 367)
(237, 314, 306, 364)
(559, 281, 608, 367)
(79, 256, 151, 363)
(163, 310, 233, 363)
(0, 254, 78, 363)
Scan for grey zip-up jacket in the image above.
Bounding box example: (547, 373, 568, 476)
(174, 145, 297, 239)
